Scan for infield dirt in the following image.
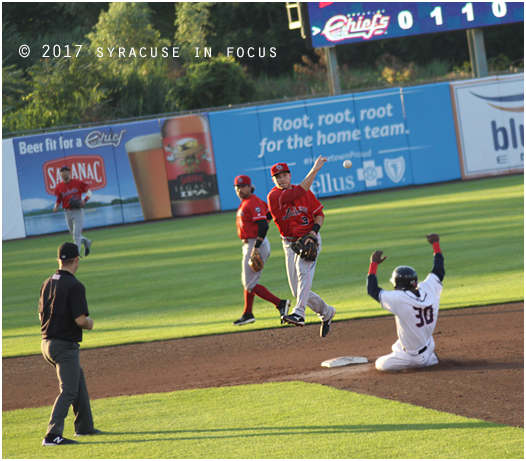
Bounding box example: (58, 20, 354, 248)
(3, 303, 523, 427)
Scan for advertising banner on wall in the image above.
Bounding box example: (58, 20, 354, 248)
(402, 82, 461, 184)
(11, 115, 222, 237)
(13, 127, 131, 236)
(6, 78, 467, 239)
(451, 74, 524, 179)
(2, 139, 26, 240)
(210, 84, 460, 212)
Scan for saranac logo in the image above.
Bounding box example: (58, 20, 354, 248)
(43, 155, 107, 195)
(321, 12, 390, 42)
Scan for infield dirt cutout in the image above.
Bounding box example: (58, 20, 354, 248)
(3, 303, 523, 428)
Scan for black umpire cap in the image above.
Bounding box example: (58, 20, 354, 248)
(58, 242, 81, 259)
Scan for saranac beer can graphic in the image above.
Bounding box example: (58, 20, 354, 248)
(161, 114, 221, 216)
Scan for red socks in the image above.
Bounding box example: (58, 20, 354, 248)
(251, 284, 281, 307)
(243, 289, 255, 314)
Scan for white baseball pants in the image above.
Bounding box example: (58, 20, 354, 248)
(65, 209, 87, 253)
(281, 234, 334, 322)
(241, 238, 271, 292)
(375, 338, 439, 371)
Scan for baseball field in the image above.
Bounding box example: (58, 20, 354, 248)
(2, 174, 524, 458)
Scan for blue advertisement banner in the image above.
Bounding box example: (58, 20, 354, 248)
(211, 86, 453, 212)
(307, 2, 524, 49)
(402, 82, 461, 184)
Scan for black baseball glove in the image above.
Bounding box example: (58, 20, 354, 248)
(68, 198, 82, 209)
(291, 233, 318, 261)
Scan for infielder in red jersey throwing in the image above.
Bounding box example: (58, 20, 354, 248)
(53, 166, 93, 256)
(267, 156, 336, 338)
(233, 175, 291, 326)
(367, 234, 445, 371)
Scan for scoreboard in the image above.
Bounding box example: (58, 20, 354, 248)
(306, 2, 524, 48)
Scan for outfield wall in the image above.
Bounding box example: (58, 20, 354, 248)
(2, 75, 523, 241)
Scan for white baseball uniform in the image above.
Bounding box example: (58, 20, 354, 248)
(376, 273, 443, 371)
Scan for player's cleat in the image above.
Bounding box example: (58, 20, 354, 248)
(232, 313, 255, 326)
(282, 313, 305, 326)
(42, 435, 79, 446)
(75, 428, 102, 437)
(320, 319, 332, 338)
(320, 308, 335, 338)
(84, 239, 92, 256)
(277, 299, 291, 324)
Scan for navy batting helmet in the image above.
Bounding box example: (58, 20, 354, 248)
(390, 266, 418, 290)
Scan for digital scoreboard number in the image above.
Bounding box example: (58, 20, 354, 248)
(307, 2, 524, 48)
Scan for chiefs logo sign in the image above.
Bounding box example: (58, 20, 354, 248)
(43, 155, 107, 195)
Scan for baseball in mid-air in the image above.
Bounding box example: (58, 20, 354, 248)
(343, 160, 353, 169)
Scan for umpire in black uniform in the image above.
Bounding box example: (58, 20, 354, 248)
(39, 242, 101, 446)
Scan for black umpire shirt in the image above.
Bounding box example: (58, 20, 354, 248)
(39, 270, 89, 343)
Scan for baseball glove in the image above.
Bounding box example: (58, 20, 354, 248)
(291, 234, 318, 261)
(249, 252, 264, 272)
(68, 197, 82, 209)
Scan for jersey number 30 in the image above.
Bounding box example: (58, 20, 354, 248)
(413, 306, 434, 327)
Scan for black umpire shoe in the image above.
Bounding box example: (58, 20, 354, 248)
(232, 313, 255, 326)
(42, 435, 79, 446)
(277, 299, 291, 324)
(75, 428, 102, 437)
(282, 313, 305, 326)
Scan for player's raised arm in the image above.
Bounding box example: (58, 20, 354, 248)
(427, 233, 445, 282)
(367, 250, 387, 302)
(299, 156, 327, 192)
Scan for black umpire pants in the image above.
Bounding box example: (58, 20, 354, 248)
(41, 338, 94, 436)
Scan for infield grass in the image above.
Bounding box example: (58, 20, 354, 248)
(2, 382, 523, 459)
(3, 174, 523, 357)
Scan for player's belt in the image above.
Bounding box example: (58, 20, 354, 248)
(282, 236, 299, 242)
(403, 345, 427, 355)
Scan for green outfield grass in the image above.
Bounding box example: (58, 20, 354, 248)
(2, 175, 523, 357)
(2, 382, 523, 459)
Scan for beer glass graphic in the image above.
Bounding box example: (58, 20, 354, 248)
(125, 133, 172, 220)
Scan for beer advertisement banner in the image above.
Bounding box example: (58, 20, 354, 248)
(13, 127, 128, 236)
(451, 74, 524, 179)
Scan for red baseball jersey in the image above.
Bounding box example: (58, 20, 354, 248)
(55, 179, 90, 209)
(267, 185, 323, 238)
(236, 194, 268, 240)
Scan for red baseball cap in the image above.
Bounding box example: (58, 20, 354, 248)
(270, 163, 290, 177)
(234, 175, 251, 186)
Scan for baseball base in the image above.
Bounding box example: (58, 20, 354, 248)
(321, 356, 368, 367)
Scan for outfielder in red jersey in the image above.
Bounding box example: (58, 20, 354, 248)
(232, 175, 290, 326)
(267, 156, 335, 338)
(53, 166, 93, 256)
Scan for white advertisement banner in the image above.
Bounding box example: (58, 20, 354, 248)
(451, 74, 524, 179)
(2, 139, 26, 240)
